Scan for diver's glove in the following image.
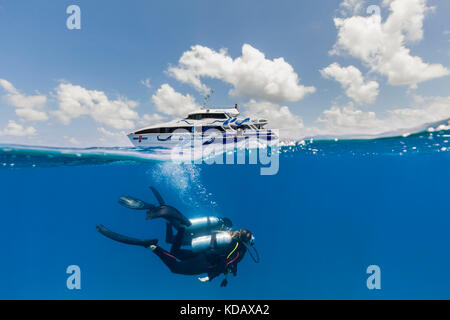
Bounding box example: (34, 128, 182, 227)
(220, 279, 228, 287)
(198, 276, 210, 283)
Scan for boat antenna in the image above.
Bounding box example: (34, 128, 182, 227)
(202, 89, 214, 109)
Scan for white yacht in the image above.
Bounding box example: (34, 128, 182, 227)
(127, 107, 275, 148)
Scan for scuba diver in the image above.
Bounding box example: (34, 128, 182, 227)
(96, 187, 259, 287)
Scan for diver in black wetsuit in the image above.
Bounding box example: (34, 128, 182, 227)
(97, 187, 258, 286)
(151, 228, 254, 286)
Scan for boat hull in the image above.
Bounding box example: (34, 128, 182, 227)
(128, 130, 276, 148)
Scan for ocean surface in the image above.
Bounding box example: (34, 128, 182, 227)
(0, 125, 449, 299)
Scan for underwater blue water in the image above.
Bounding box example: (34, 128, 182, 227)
(0, 128, 449, 299)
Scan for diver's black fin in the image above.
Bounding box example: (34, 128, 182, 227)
(150, 186, 165, 206)
(146, 206, 192, 227)
(118, 196, 155, 210)
(96, 224, 158, 248)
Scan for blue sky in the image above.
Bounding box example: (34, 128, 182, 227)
(0, 0, 449, 146)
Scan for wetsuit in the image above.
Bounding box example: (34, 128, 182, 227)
(153, 230, 247, 280)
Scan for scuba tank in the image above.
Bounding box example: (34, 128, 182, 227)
(174, 216, 232, 246)
(191, 231, 233, 252)
(185, 216, 228, 233)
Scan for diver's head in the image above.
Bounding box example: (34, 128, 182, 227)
(240, 229, 255, 246)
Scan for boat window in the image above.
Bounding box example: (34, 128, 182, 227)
(186, 113, 227, 120)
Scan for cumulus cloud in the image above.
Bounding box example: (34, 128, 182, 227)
(0, 120, 36, 137)
(97, 127, 131, 146)
(0, 79, 48, 122)
(243, 100, 306, 138)
(317, 103, 384, 135)
(152, 83, 201, 117)
(97, 127, 121, 137)
(339, 0, 366, 16)
(54, 83, 139, 130)
(387, 95, 450, 128)
(15, 108, 48, 122)
(317, 96, 450, 136)
(332, 0, 449, 88)
(138, 113, 167, 127)
(321, 63, 379, 104)
(168, 44, 316, 103)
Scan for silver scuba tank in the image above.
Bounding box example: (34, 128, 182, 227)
(185, 216, 222, 233)
(191, 231, 233, 252)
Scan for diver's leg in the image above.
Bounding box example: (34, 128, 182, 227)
(147, 206, 192, 227)
(170, 227, 185, 253)
(165, 223, 175, 244)
(151, 246, 208, 275)
(97, 225, 158, 248)
(173, 248, 198, 260)
(168, 228, 193, 259)
(151, 246, 186, 274)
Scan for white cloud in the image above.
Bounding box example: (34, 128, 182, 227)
(0, 79, 16, 93)
(141, 78, 152, 89)
(54, 83, 139, 130)
(69, 137, 80, 145)
(339, 0, 365, 16)
(0, 78, 48, 122)
(152, 83, 201, 117)
(318, 103, 384, 135)
(320, 63, 379, 104)
(138, 113, 167, 127)
(15, 108, 48, 122)
(97, 127, 131, 146)
(168, 44, 316, 103)
(332, 0, 449, 88)
(243, 100, 306, 138)
(62, 136, 81, 145)
(0, 120, 36, 137)
(317, 96, 450, 136)
(387, 95, 450, 127)
(97, 127, 121, 137)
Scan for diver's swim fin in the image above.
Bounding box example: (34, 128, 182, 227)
(118, 196, 155, 210)
(146, 206, 192, 227)
(96, 224, 158, 248)
(150, 186, 165, 206)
